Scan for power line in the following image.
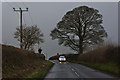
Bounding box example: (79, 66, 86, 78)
(5, 0, 20, 8)
(17, 1, 28, 25)
(14, 2, 20, 8)
(13, 0, 28, 26)
(10, 0, 20, 8)
(4, 0, 21, 10)
(4, 0, 20, 28)
(20, 1, 34, 25)
(17, 0, 34, 25)
(5, 0, 34, 26)
(5, 2, 14, 8)
(21, 1, 26, 8)
(4, 0, 15, 9)
(23, 14, 26, 25)
(28, 11, 34, 25)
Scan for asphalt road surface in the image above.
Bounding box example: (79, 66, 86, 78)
(45, 60, 118, 79)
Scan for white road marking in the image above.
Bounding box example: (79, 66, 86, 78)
(69, 64, 80, 78)
(72, 68, 75, 71)
(75, 72, 79, 77)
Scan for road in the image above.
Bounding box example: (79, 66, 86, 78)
(45, 60, 118, 79)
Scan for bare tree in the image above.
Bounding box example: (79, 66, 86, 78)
(50, 6, 107, 54)
(14, 25, 44, 50)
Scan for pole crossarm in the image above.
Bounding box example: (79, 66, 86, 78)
(13, 8, 28, 12)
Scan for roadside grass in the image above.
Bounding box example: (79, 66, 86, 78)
(25, 61, 54, 78)
(68, 60, 120, 76)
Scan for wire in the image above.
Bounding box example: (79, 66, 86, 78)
(14, 2, 20, 8)
(12, 0, 28, 26)
(23, 14, 26, 25)
(4, 0, 21, 9)
(5, 2, 14, 8)
(10, 0, 20, 8)
(4, 0, 15, 9)
(20, 1, 34, 25)
(28, 11, 34, 25)
(21, 1, 26, 8)
(6, 0, 35, 26)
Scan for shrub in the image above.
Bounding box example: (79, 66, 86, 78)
(78, 44, 120, 65)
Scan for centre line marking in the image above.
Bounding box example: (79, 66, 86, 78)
(75, 72, 79, 77)
(72, 68, 75, 71)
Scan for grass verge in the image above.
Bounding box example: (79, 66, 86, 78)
(68, 60, 120, 77)
(25, 61, 54, 78)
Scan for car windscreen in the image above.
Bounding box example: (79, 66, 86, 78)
(60, 56, 65, 58)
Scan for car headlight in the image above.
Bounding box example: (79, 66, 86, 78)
(59, 58, 62, 60)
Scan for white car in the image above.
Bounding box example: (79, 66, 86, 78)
(59, 56, 66, 62)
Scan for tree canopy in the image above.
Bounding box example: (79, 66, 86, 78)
(14, 25, 44, 50)
(50, 6, 108, 54)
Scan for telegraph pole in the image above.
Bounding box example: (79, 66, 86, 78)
(13, 8, 28, 49)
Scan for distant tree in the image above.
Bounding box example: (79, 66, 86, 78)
(50, 6, 107, 54)
(14, 25, 44, 50)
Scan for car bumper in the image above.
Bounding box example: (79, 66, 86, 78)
(59, 60, 66, 62)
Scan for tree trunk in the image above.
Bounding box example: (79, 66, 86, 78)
(24, 42, 28, 50)
(79, 40, 83, 54)
(78, 20, 83, 54)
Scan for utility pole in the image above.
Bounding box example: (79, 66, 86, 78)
(13, 8, 28, 49)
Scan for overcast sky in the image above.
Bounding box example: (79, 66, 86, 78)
(2, 2, 118, 59)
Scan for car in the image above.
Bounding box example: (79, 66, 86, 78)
(59, 56, 66, 62)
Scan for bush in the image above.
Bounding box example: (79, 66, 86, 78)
(78, 44, 120, 65)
